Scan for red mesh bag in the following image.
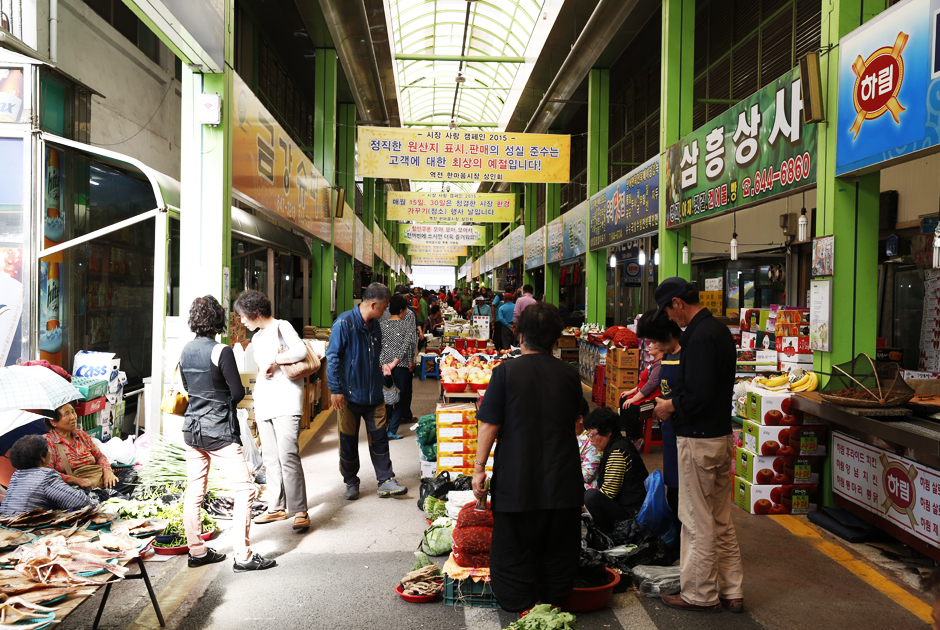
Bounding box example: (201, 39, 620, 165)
(604, 326, 638, 349)
(451, 527, 492, 554)
(452, 545, 490, 568)
(456, 502, 494, 529)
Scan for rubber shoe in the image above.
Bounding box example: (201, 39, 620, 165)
(188, 549, 226, 568)
(233, 553, 276, 573)
(377, 477, 408, 497)
(344, 484, 360, 500)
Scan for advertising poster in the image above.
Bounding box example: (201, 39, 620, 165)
(409, 243, 468, 256)
(812, 235, 835, 276)
(546, 217, 564, 264)
(0, 68, 25, 123)
(399, 223, 487, 246)
(232, 72, 332, 244)
(357, 127, 571, 184)
(833, 431, 940, 547)
(40, 146, 64, 365)
(809, 279, 832, 352)
(525, 227, 546, 270)
(0, 137, 24, 365)
(563, 202, 587, 260)
(590, 157, 660, 249)
(664, 68, 817, 228)
(623, 259, 642, 286)
(510, 225, 525, 260)
(836, 0, 936, 175)
(387, 191, 514, 222)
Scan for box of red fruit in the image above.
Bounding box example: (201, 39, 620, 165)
(745, 390, 805, 425)
(742, 418, 827, 456)
(734, 476, 818, 515)
(734, 446, 822, 485)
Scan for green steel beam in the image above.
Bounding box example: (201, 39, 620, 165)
(545, 182, 560, 307)
(585, 69, 609, 326)
(522, 183, 536, 286)
(312, 49, 337, 327)
(395, 54, 525, 63)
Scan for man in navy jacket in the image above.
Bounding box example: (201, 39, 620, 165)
(327, 283, 407, 500)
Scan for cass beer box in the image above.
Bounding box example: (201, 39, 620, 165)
(735, 446, 822, 485)
(734, 476, 818, 515)
(742, 418, 827, 456)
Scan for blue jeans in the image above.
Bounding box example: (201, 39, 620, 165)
(386, 365, 413, 435)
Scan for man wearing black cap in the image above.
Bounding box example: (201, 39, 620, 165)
(650, 277, 743, 614)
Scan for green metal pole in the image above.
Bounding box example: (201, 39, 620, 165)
(815, 0, 886, 509)
(657, 0, 694, 282)
(585, 69, 609, 326)
(545, 183, 560, 306)
(522, 183, 537, 286)
(336, 103, 356, 313)
(312, 49, 337, 326)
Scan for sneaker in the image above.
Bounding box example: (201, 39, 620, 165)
(253, 510, 288, 524)
(233, 553, 277, 573)
(188, 549, 226, 568)
(377, 477, 408, 497)
(387, 432, 404, 440)
(344, 483, 360, 500)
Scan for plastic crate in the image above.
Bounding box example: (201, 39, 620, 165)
(443, 575, 500, 609)
(72, 377, 108, 401)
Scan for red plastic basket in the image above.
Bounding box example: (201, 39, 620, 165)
(561, 567, 620, 612)
(442, 381, 469, 393)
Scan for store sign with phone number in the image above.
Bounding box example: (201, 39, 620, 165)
(833, 431, 940, 547)
(664, 66, 817, 228)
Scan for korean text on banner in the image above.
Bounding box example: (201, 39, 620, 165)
(387, 192, 514, 222)
(589, 157, 659, 249)
(546, 217, 564, 264)
(832, 430, 940, 547)
(411, 255, 459, 266)
(835, 0, 933, 175)
(510, 226, 525, 260)
(357, 127, 571, 184)
(525, 227, 546, 270)
(409, 243, 468, 256)
(232, 73, 332, 244)
(496, 236, 510, 268)
(664, 67, 817, 228)
(399, 223, 487, 246)
(563, 203, 587, 259)
(373, 221, 383, 260)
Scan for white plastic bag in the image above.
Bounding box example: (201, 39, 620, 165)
(237, 408, 264, 471)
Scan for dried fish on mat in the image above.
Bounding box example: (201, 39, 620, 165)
(15, 537, 128, 586)
(15, 586, 74, 605)
(95, 533, 138, 554)
(0, 530, 34, 550)
(0, 510, 59, 530)
(110, 519, 166, 538)
(0, 596, 58, 626)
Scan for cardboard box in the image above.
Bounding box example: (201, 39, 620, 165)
(778, 359, 813, 376)
(776, 336, 810, 359)
(736, 349, 777, 373)
(420, 461, 437, 478)
(776, 309, 810, 324)
(742, 418, 827, 456)
(239, 373, 259, 399)
(557, 335, 578, 348)
(73, 397, 106, 417)
(436, 403, 478, 425)
(735, 446, 822, 485)
(774, 322, 809, 337)
(607, 348, 640, 369)
(438, 424, 479, 440)
(72, 378, 108, 402)
(745, 389, 801, 425)
(734, 476, 818, 514)
(876, 347, 904, 363)
(607, 366, 639, 389)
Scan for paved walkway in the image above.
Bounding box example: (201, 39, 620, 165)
(59, 376, 934, 630)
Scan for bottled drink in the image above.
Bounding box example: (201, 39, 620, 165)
(0, 69, 24, 123)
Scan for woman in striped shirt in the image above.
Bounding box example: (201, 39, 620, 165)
(0, 434, 89, 515)
(583, 407, 649, 533)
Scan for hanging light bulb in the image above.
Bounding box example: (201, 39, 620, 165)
(682, 241, 689, 265)
(609, 252, 617, 268)
(654, 248, 660, 265)
(638, 247, 646, 266)
(798, 208, 808, 242)
(730, 233, 739, 261)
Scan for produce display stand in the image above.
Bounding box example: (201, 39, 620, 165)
(442, 390, 480, 406)
(91, 545, 163, 629)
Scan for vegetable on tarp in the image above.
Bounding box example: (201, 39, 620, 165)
(506, 604, 578, 630)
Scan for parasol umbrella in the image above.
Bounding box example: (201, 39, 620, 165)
(0, 411, 49, 453)
(0, 365, 79, 412)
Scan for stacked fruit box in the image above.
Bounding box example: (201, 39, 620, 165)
(435, 403, 493, 477)
(605, 348, 640, 408)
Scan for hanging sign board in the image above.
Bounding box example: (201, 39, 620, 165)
(525, 227, 546, 270)
(373, 221, 383, 260)
(563, 203, 588, 259)
(411, 255, 459, 266)
(836, 0, 935, 175)
(664, 67, 817, 228)
(546, 217, 564, 264)
(510, 225, 525, 260)
(590, 157, 660, 249)
(399, 223, 487, 246)
(495, 236, 510, 268)
(387, 191, 515, 222)
(408, 243, 468, 256)
(357, 127, 571, 184)
(232, 73, 333, 244)
(334, 209, 354, 256)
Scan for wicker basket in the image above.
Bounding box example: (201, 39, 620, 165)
(819, 353, 914, 408)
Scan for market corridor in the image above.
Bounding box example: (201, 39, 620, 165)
(58, 376, 933, 630)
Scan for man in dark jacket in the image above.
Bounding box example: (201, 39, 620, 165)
(651, 277, 743, 614)
(327, 283, 407, 501)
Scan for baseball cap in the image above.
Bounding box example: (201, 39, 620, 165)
(653, 277, 694, 319)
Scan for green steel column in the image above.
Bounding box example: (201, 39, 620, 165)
(376, 182, 388, 283)
(311, 49, 337, 326)
(815, 0, 886, 508)
(585, 69, 609, 325)
(657, 0, 695, 281)
(522, 183, 536, 285)
(336, 103, 356, 313)
(545, 183, 561, 306)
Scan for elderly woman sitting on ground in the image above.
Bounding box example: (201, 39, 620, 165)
(44, 402, 117, 489)
(0, 434, 90, 515)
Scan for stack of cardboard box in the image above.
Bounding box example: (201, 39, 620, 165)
(774, 309, 812, 372)
(605, 348, 640, 408)
(435, 403, 494, 478)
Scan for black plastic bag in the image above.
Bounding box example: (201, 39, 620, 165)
(610, 518, 653, 547)
(452, 475, 473, 491)
(417, 471, 454, 510)
(582, 514, 614, 551)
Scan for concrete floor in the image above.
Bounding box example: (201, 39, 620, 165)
(58, 376, 934, 630)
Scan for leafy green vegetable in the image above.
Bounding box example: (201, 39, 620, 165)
(136, 434, 227, 491)
(152, 535, 187, 548)
(506, 605, 578, 630)
(424, 496, 447, 520)
(420, 524, 453, 556)
(412, 551, 433, 572)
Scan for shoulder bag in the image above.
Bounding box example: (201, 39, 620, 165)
(277, 321, 321, 380)
(55, 443, 104, 489)
(160, 362, 189, 416)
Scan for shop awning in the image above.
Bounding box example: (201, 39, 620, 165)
(231, 207, 311, 258)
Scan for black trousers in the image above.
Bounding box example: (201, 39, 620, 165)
(584, 488, 634, 534)
(493, 322, 504, 350)
(619, 404, 644, 441)
(500, 324, 515, 350)
(490, 508, 581, 612)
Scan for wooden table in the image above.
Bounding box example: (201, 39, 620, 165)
(442, 390, 481, 406)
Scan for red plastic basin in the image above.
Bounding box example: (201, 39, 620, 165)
(442, 381, 468, 393)
(561, 567, 620, 612)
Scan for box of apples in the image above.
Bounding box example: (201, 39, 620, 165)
(742, 418, 827, 457)
(734, 476, 818, 515)
(745, 390, 805, 426)
(734, 446, 822, 485)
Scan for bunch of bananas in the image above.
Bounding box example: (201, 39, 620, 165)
(790, 371, 818, 392)
(755, 374, 791, 391)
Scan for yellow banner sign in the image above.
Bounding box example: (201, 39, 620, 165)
(399, 224, 486, 246)
(408, 243, 468, 256)
(411, 255, 459, 267)
(387, 192, 514, 223)
(358, 127, 571, 184)
(232, 73, 332, 244)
